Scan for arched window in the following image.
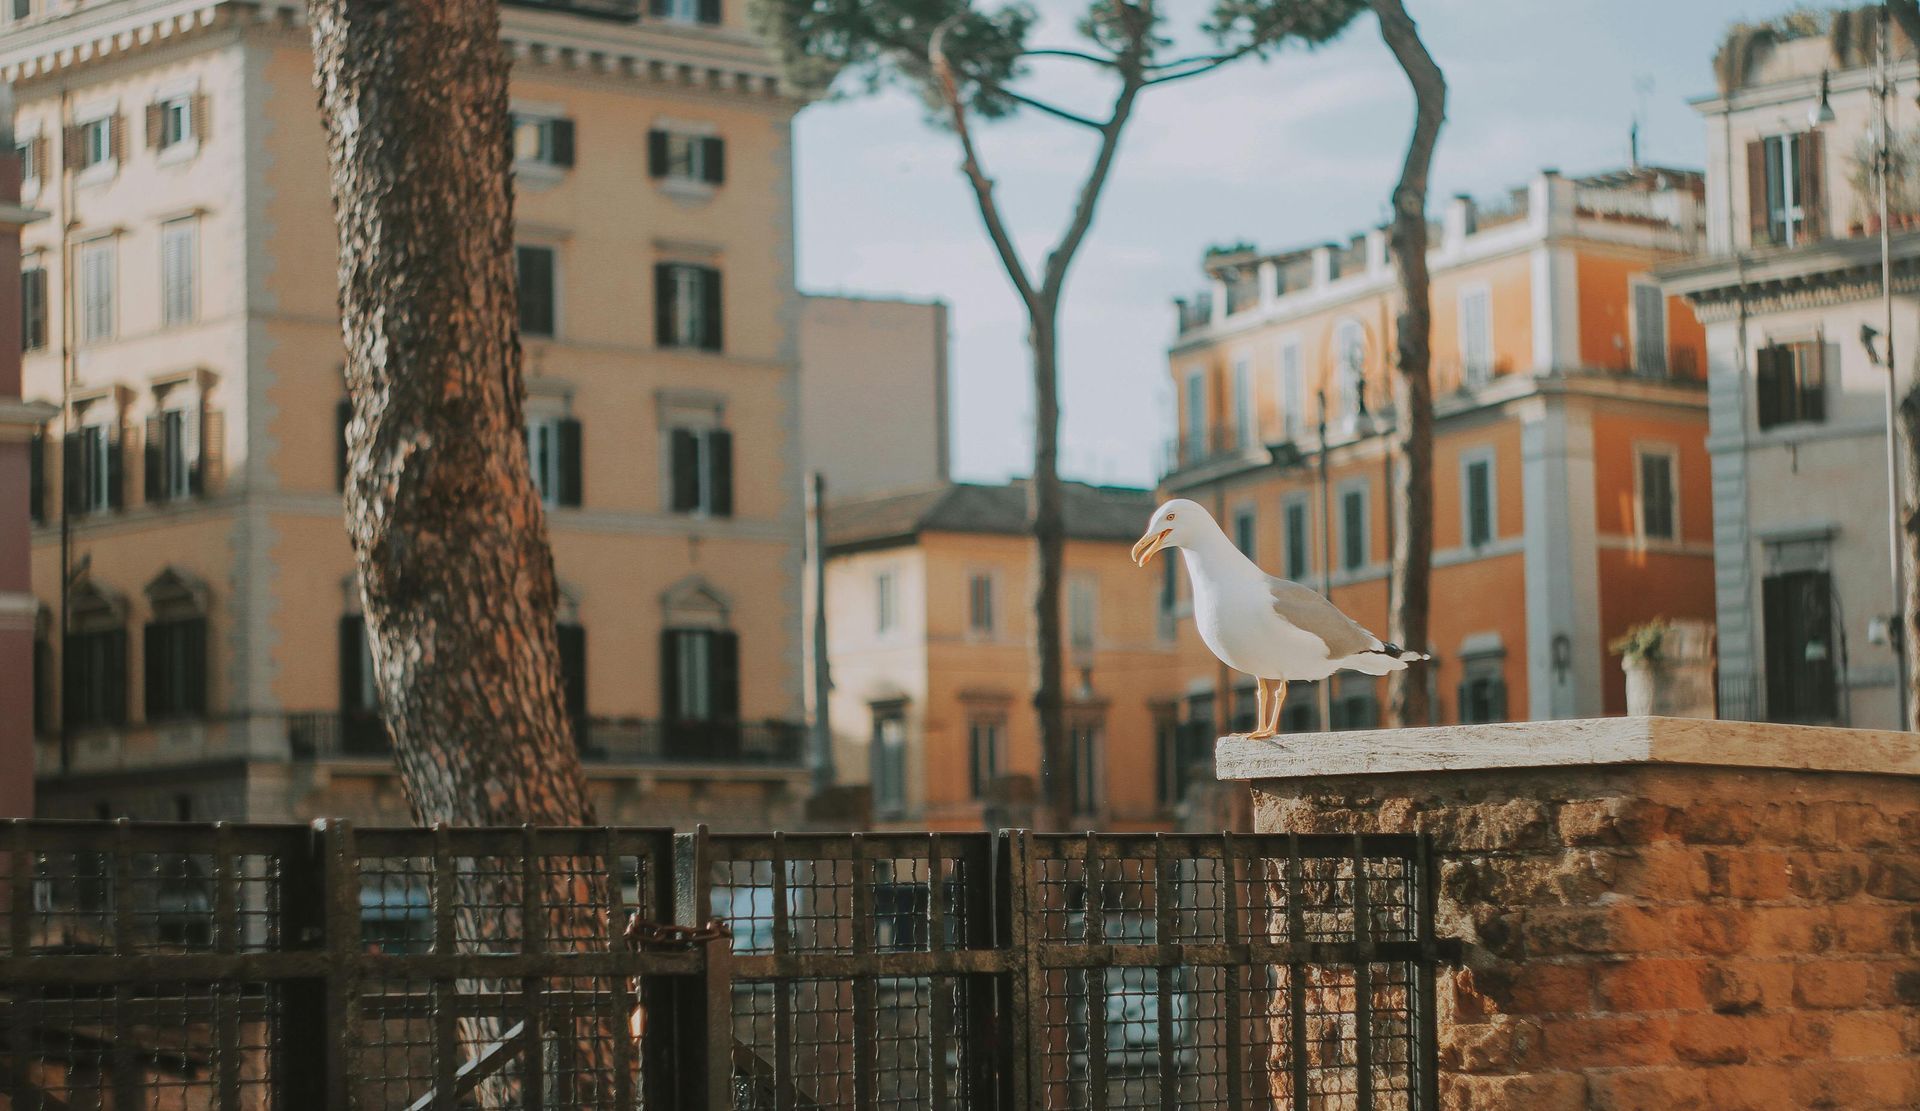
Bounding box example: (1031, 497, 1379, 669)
(65, 579, 129, 730)
(659, 577, 738, 756)
(143, 568, 210, 720)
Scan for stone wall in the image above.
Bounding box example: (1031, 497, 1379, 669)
(1251, 761, 1920, 1109)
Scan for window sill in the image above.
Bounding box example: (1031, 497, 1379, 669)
(661, 177, 718, 205)
(514, 161, 568, 191)
(77, 160, 118, 189)
(157, 139, 200, 167)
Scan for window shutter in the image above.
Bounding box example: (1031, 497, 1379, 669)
(558, 622, 587, 734)
(109, 113, 126, 163)
(336, 399, 353, 490)
(61, 124, 82, 168)
(144, 621, 166, 717)
(515, 246, 555, 337)
(548, 119, 575, 168)
(64, 435, 81, 513)
(1755, 346, 1782, 429)
(557, 417, 583, 507)
(184, 616, 207, 715)
(1809, 342, 1836, 423)
(191, 93, 210, 142)
(106, 627, 128, 726)
(1455, 681, 1470, 724)
(670, 428, 700, 511)
(145, 102, 165, 149)
(712, 630, 739, 721)
(654, 263, 675, 346)
(30, 137, 48, 180)
(144, 414, 164, 503)
(647, 129, 669, 178)
(1799, 130, 1824, 242)
(1746, 140, 1770, 246)
(197, 405, 221, 497)
(708, 429, 733, 517)
(659, 629, 681, 722)
(188, 401, 206, 497)
(1489, 678, 1507, 722)
(22, 267, 48, 350)
(699, 266, 722, 351)
(107, 431, 124, 510)
(339, 615, 365, 714)
(703, 137, 725, 184)
(698, 0, 720, 23)
(28, 431, 44, 523)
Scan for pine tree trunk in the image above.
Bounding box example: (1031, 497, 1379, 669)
(1899, 384, 1920, 730)
(306, 0, 613, 1099)
(1030, 305, 1069, 829)
(1374, 0, 1446, 727)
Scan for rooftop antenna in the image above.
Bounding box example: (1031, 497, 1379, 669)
(1631, 73, 1655, 168)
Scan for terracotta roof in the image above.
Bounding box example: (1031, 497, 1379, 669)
(826, 481, 1155, 554)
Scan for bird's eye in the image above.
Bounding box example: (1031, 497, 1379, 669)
(1165, 513, 1175, 521)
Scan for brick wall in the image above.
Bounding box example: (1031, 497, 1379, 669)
(1252, 764, 1920, 1110)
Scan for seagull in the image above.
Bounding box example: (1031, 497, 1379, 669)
(1132, 498, 1429, 739)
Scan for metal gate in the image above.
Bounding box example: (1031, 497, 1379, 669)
(0, 820, 1448, 1110)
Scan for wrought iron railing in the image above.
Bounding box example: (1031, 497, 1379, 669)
(285, 712, 807, 767)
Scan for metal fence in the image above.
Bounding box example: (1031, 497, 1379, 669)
(0, 821, 1449, 1110)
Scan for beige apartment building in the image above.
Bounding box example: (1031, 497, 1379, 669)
(1659, 10, 1916, 729)
(819, 481, 1190, 832)
(7, 0, 811, 827)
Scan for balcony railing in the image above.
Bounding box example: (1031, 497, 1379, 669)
(286, 712, 806, 767)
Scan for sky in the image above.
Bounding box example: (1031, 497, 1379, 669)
(791, 0, 1824, 489)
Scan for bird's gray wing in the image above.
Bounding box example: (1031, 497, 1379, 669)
(1267, 577, 1383, 658)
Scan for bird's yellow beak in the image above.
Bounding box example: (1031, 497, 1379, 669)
(1132, 528, 1171, 567)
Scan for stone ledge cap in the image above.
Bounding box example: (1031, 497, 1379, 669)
(1215, 716, 1920, 781)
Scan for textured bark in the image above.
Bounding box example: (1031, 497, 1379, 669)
(306, 0, 611, 1099)
(1893, 6, 1920, 734)
(1374, 0, 1445, 728)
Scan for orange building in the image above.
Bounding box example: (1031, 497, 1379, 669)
(819, 481, 1187, 831)
(1163, 166, 1716, 732)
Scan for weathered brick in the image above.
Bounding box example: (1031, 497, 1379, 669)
(1537, 1015, 1675, 1068)
(1748, 907, 1837, 956)
(1823, 1011, 1907, 1058)
(1429, 800, 1552, 852)
(1704, 961, 1793, 1015)
(1556, 797, 1671, 845)
(1594, 958, 1708, 1013)
(1441, 1017, 1545, 1073)
(1786, 852, 1870, 901)
(1523, 907, 1666, 957)
(1586, 1066, 1710, 1109)
(1865, 856, 1920, 901)
(1609, 845, 1703, 902)
(1440, 1071, 1588, 1111)
(1702, 1065, 1805, 1111)
(1672, 802, 1758, 845)
(1834, 804, 1903, 849)
(1789, 1058, 1920, 1109)
(1698, 849, 1793, 902)
(1668, 1013, 1789, 1065)
(1471, 961, 1594, 1015)
(1795, 961, 1873, 1009)
(1669, 906, 1755, 955)
(1826, 904, 1905, 955)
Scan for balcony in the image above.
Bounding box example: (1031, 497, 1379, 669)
(288, 711, 805, 767)
(502, 0, 641, 19)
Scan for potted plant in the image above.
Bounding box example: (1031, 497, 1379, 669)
(1612, 618, 1716, 717)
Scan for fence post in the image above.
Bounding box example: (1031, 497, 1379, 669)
(281, 819, 355, 1111)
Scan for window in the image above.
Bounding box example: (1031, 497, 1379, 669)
(1157, 556, 1177, 638)
(1329, 678, 1379, 730)
(1462, 451, 1495, 549)
(648, 130, 725, 185)
(661, 627, 739, 723)
(967, 718, 1002, 798)
(74, 116, 114, 172)
(1336, 320, 1367, 417)
(1069, 718, 1101, 816)
(968, 572, 994, 635)
(144, 614, 207, 720)
(876, 572, 896, 634)
(1756, 340, 1828, 429)
(145, 406, 198, 504)
(512, 114, 575, 168)
(1754, 132, 1824, 247)
(20, 265, 47, 351)
(1279, 339, 1304, 440)
(336, 614, 386, 754)
(1184, 370, 1206, 463)
(65, 625, 128, 729)
(1232, 357, 1255, 450)
(516, 245, 557, 337)
(557, 622, 586, 743)
(1068, 575, 1096, 653)
(78, 238, 115, 343)
(7, 0, 28, 20)
(146, 94, 198, 152)
(66, 423, 119, 514)
(651, 0, 720, 24)
(1762, 569, 1838, 722)
(29, 430, 44, 523)
(1459, 285, 1492, 388)
(160, 217, 197, 327)
(1636, 448, 1677, 542)
(1154, 712, 1181, 808)
(668, 426, 732, 516)
(872, 708, 906, 816)
(15, 136, 37, 183)
(1339, 482, 1368, 572)
(1457, 659, 1507, 724)
(655, 263, 722, 351)
(1283, 497, 1310, 580)
(1632, 282, 1667, 377)
(526, 415, 583, 507)
(1232, 507, 1256, 559)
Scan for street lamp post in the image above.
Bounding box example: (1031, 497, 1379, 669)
(1872, 6, 1911, 730)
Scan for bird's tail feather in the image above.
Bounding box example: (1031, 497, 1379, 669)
(1381, 643, 1432, 663)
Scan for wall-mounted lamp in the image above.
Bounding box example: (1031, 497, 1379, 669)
(1811, 70, 1837, 127)
(1551, 634, 1573, 683)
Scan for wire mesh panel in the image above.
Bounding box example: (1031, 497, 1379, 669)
(690, 831, 1006, 1110)
(1018, 831, 1437, 1111)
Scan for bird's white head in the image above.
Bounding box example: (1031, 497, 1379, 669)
(1131, 498, 1214, 567)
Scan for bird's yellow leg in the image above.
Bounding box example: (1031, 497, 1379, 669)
(1247, 677, 1282, 739)
(1268, 679, 1288, 736)
(1246, 677, 1270, 739)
